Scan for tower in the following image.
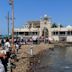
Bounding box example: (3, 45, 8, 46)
(39, 14, 52, 37)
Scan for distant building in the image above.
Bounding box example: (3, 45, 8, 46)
(14, 15, 72, 42)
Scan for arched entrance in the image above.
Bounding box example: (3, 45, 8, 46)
(42, 27, 48, 37)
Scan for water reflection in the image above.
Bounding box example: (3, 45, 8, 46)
(35, 46, 72, 72)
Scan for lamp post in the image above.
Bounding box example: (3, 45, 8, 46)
(9, 0, 14, 49)
(6, 12, 10, 38)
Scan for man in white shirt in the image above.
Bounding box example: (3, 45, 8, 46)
(4, 38, 11, 62)
(32, 35, 38, 44)
(4, 39, 11, 53)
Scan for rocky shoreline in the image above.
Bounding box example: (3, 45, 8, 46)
(12, 43, 72, 72)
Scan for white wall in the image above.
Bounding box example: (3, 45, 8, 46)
(52, 36, 59, 41)
(67, 36, 72, 42)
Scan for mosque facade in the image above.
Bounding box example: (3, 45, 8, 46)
(14, 15, 72, 42)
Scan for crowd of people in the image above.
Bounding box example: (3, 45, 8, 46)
(0, 38, 19, 72)
(20, 35, 53, 45)
(0, 35, 53, 72)
(0, 36, 39, 72)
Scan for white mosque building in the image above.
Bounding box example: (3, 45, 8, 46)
(14, 15, 72, 42)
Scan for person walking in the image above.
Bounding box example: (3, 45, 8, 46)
(4, 39, 11, 58)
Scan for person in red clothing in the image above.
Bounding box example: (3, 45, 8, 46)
(0, 43, 7, 72)
(0, 44, 6, 58)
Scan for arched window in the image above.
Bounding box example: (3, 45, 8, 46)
(42, 27, 48, 37)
